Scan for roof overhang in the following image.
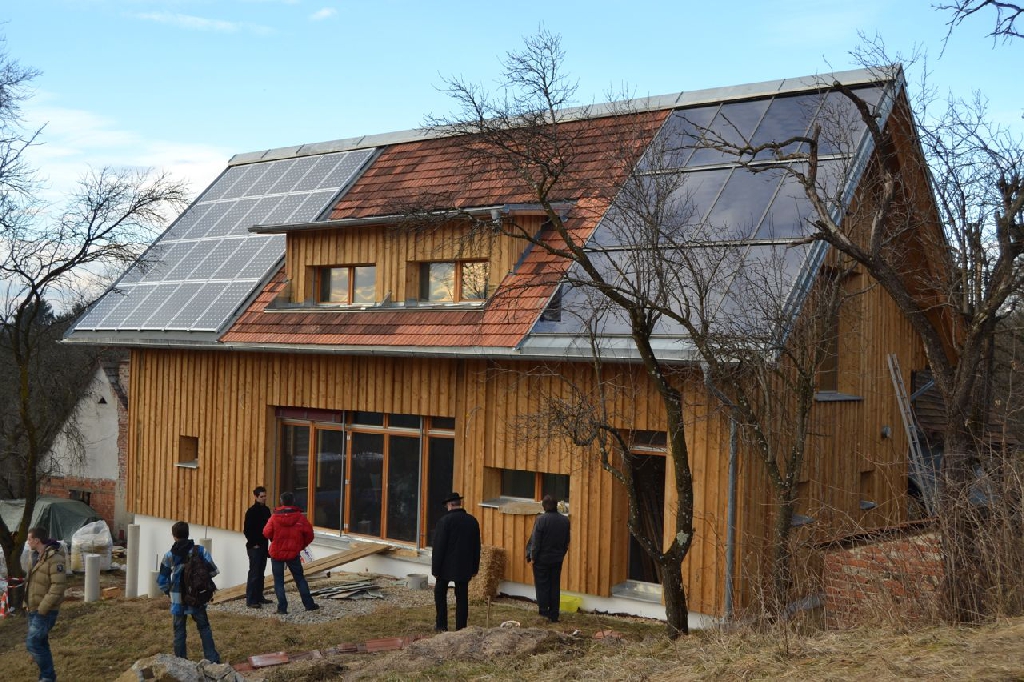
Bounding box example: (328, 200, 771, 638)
(248, 202, 576, 234)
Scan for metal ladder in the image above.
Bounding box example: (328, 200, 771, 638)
(887, 354, 936, 515)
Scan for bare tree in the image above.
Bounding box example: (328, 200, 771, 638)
(416, 29, 856, 634)
(0, 35, 188, 577)
(694, 44, 1022, 620)
(939, 1, 1024, 41)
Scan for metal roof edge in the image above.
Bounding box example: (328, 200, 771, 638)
(228, 68, 892, 167)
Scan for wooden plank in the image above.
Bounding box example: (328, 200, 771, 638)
(211, 542, 392, 603)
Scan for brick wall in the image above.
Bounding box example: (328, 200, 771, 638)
(40, 476, 118, 538)
(823, 530, 943, 628)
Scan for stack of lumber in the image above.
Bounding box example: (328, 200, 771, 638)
(311, 579, 382, 600)
(211, 542, 390, 603)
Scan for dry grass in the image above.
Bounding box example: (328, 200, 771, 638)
(2, 573, 1023, 680)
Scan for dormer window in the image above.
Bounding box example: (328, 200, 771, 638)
(419, 261, 489, 303)
(317, 265, 376, 305)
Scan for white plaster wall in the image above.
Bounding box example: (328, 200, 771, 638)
(131, 515, 718, 627)
(47, 367, 120, 480)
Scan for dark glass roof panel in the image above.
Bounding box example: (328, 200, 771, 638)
(686, 98, 771, 167)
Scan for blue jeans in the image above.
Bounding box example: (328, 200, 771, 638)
(27, 610, 59, 681)
(172, 608, 220, 663)
(271, 556, 316, 612)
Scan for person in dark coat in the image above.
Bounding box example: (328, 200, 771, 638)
(526, 495, 571, 622)
(431, 492, 481, 631)
(263, 491, 319, 614)
(243, 486, 273, 608)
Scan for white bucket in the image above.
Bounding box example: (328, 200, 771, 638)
(406, 573, 428, 590)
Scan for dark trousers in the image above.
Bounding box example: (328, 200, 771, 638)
(434, 578, 469, 631)
(533, 561, 564, 622)
(271, 556, 316, 612)
(172, 608, 220, 663)
(245, 545, 268, 605)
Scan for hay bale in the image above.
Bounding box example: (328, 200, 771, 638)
(469, 545, 504, 600)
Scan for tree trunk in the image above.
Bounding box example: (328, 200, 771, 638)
(660, 559, 689, 638)
(937, 423, 987, 623)
(770, 497, 797, 618)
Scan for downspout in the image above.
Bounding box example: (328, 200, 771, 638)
(724, 415, 737, 621)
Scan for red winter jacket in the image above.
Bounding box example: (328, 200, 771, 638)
(263, 506, 314, 561)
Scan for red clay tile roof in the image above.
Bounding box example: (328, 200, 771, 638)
(330, 112, 668, 220)
(222, 111, 669, 350)
(222, 199, 609, 349)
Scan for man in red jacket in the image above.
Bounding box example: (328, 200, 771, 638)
(263, 492, 319, 615)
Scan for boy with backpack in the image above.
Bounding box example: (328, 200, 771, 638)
(157, 521, 221, 663)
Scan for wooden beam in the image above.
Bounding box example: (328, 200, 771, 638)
(211, 542, 392, 603)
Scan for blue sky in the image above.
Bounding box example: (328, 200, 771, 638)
(3, 1, 1022, 203)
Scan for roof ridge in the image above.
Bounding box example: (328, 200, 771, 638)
(228, 67, 890, 167)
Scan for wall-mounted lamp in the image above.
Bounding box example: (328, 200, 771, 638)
(880, 425, 892, 439)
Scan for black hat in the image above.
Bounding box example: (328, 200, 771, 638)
(442, 492, 463, 505)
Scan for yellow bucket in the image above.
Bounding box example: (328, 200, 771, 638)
(559, 594, 582, 613)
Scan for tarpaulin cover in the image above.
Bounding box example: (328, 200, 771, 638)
(0, 496, 101, 546)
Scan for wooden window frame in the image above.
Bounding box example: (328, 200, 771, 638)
(418, 260, 489, 303)
(275, 412, 454, 549)
(497, 468, 570, 502)
(315, 264, 376, 305)
(176, 435, 199, 468)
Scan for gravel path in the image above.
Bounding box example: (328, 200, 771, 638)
(209, 573, 436, 625)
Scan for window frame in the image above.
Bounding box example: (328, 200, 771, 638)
(315, 264, 376, 306)
(275, 411, 454, 549)
(418, 260, 489, 303)
(496, 468, 570, 503)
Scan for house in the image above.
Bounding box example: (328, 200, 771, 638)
(66, 68, 942, 626)
(38, 357, 131, 540)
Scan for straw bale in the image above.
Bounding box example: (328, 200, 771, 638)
(469, 545, 505, 600)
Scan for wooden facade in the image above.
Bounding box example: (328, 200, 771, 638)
(127, 254, 924, 616)
(115, 75, 945, 619)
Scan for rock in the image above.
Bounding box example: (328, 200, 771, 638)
(116, 654, 255, 682)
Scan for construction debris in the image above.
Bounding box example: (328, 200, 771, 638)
(310, 580, 383, 600)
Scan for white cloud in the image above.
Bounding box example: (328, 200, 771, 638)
(135, 12, 275, 36)
(22, 92, 230, 207)
(310, 7, 337, 21)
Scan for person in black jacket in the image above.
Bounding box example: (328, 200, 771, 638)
(431, 492, 481, 631)
(243, 486, 273, 608)
(526, 495, 571, 622)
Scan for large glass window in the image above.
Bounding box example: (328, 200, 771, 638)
(275, 411, 454, 548)
(313, 429, 345, 530)
(279, 423, 311, 513)
(350, 432, 384, 536)
(317, 265, 376, 305)
(419, 261, 489, 302)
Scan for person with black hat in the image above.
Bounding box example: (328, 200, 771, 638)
(431, 492, 480, 631)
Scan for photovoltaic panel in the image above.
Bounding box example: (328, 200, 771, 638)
(210, 238, 265, 280)
(74, 291, 125, 329)
(292, 155, 340, 193)
(267, 156, 319, 194)
(71, 147, 376, 337)
(192, 281, 257, 331)
(144, 282, 205, 329)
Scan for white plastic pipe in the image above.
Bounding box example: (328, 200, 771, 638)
(198, 537, 212, 556)
(149, 570, 161, 598)
(84, 554, 100, 602)
(125, 524, 140, 599)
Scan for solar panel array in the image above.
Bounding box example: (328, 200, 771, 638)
(73, 148, 376, 334)
(536, 85, 885, 341)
